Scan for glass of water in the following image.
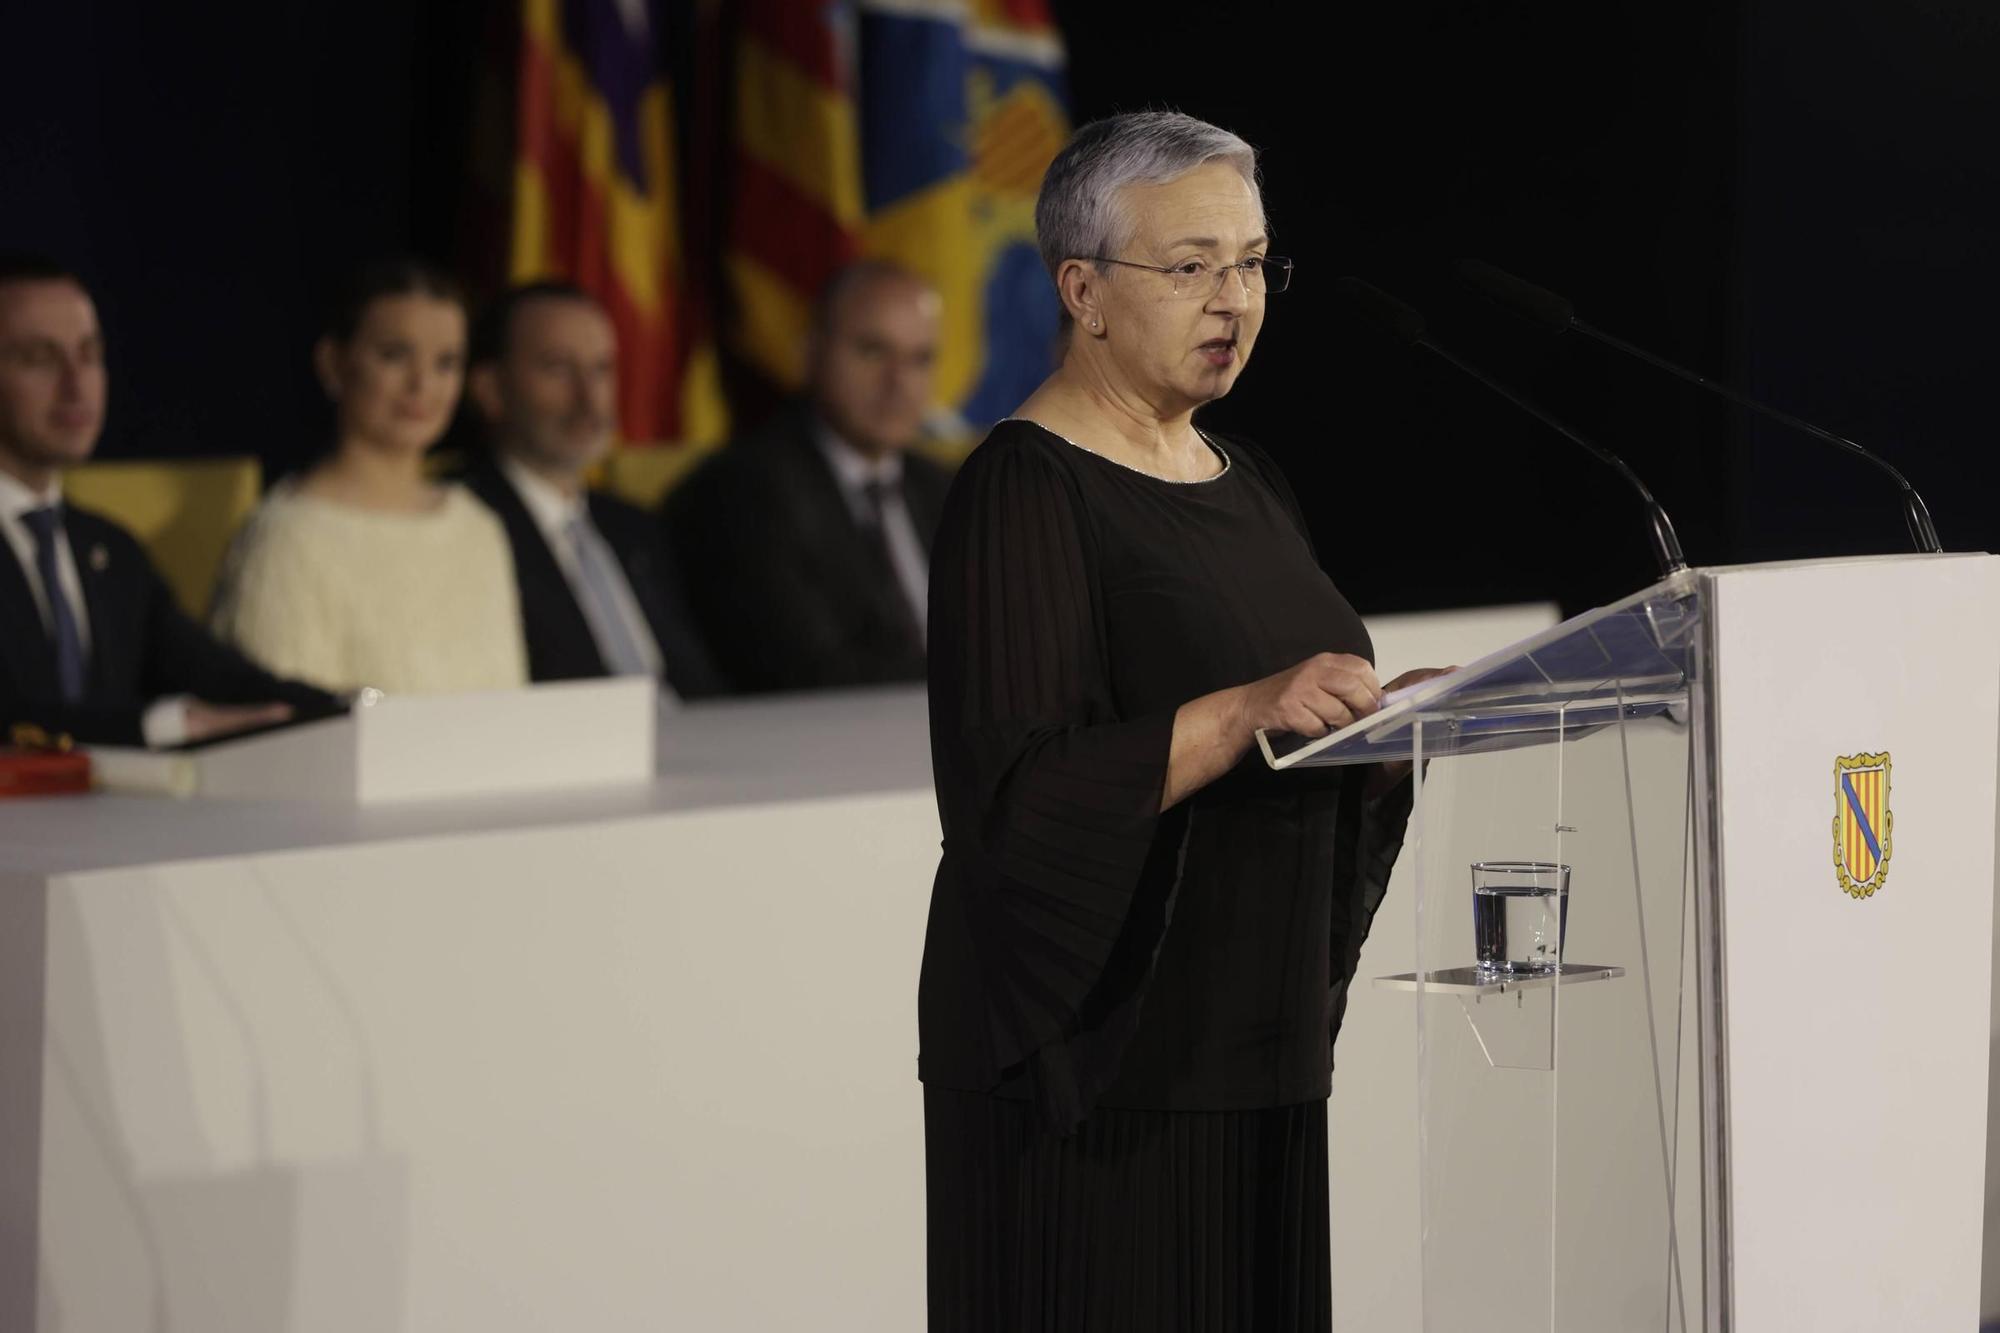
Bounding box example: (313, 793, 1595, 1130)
(1471, 861, 1571, 973)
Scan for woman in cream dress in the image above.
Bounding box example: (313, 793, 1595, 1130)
(213, 260, 527, 695)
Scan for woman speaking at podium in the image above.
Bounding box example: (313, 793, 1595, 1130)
(918, 112, 1447, 1331)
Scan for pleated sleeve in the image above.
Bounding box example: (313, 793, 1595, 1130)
(920, 430, 1177, 1099)
(1327, 764, 1415, 1043)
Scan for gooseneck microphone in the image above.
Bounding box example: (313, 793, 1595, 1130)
(1458, 259, 1944, 553)
(1335, 276, 1690, 579)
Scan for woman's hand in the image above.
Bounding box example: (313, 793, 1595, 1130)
(1232, 652, 1384, 741)
(1163, 656, 1452, 812)
(1162, 653, 1379, 810)
(1367, 665, 1459, 796)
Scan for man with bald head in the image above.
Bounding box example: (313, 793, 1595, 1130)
(0, 254, 333, 747)
(666, 260, 952, 692)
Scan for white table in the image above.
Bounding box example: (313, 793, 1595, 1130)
(1, 687, 940, 1333)
(0, 607, 1571, 1333)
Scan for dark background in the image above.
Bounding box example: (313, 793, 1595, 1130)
(3, 0, 1994, 617)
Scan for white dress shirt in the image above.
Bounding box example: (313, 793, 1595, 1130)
(0, 468, 188, 746)
(813, 427, 929, 643)
(498, 456, 670, 689)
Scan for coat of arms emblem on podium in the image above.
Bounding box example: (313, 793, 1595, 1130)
(1833, 751, 1893, 899)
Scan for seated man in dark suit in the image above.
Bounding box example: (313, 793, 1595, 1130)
(664, 260, 951, 693)
(462, 282, 724, 698)
(0, 255, 335, 748)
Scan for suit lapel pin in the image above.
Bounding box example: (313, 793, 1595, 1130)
(89, 544, 109, 572)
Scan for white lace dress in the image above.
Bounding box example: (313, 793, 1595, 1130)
(211, 481, 528, 695)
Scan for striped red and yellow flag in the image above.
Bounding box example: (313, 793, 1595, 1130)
(727, 0, 865, 388)
(511, 0, 727, 446)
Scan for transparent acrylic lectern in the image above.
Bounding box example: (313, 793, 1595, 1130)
(1265, 572, 1714, 1332)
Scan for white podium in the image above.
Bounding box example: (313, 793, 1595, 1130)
(1273, 555, 2000, 1331)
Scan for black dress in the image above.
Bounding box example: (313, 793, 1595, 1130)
(919, 419, 1412, 1332)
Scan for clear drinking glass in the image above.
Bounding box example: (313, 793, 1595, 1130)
(1470, 861, 1571, 973)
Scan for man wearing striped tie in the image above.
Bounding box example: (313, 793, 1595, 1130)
(0, 254, 334, 748)
(462, 283, 725, 699)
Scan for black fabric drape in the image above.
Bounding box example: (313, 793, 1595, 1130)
(924, 1087, 1333, 1333)
(919, 426, 1177, 1127)
(918, 418, 1415, 1329)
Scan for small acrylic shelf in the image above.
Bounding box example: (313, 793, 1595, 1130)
(1372, 963, 1626, 997)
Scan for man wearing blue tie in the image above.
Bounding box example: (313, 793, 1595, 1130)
(0, 254, 334, 747)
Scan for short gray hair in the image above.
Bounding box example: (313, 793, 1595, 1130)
(1035, 111, 1262, 289)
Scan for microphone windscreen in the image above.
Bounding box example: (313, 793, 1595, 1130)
(1458, 259, 1575, 332)
(1333, 277, 1427, 346)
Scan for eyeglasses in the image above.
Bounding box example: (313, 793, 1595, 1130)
(1084, 255, 1294, 299)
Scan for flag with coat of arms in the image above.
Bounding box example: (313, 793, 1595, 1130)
(728, 0, 1071, 439)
